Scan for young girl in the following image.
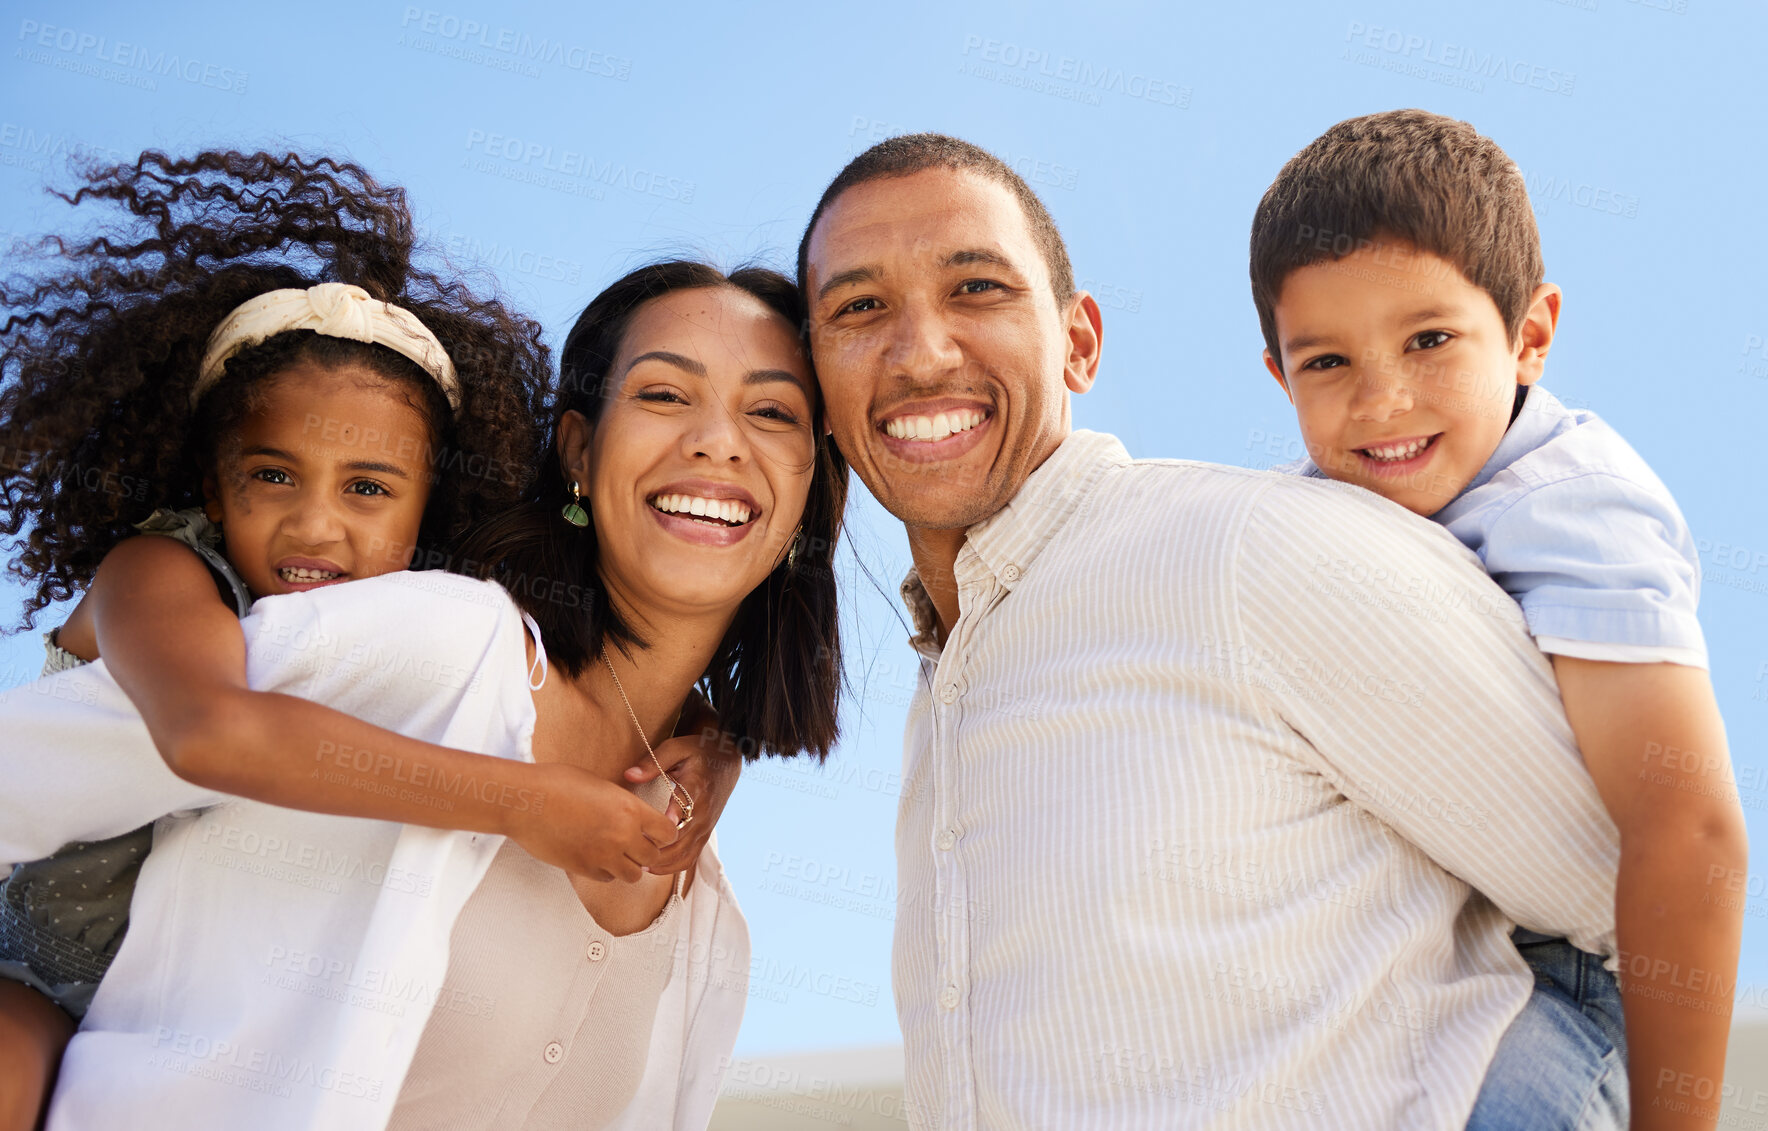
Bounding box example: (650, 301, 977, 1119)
(0, 151, 698, 1128)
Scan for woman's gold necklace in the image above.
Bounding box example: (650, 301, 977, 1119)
(599, 646, 695, 829)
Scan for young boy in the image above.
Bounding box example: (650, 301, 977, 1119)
(1249, 109, 1747, 1131)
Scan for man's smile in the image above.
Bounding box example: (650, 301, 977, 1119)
(875, 399, 995, 463)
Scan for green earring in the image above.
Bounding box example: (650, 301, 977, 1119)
(561, 481, 589, 528)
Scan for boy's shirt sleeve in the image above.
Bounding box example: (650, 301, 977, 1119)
(1475, 470, 1707, 668)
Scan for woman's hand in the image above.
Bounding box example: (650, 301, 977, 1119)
(626, 727, 743, 876)
(512, 763, 682, 882)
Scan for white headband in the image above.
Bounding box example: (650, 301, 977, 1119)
(193, 283, 461, 411)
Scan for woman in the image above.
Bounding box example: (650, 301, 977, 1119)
(0, 260, 847, 1130)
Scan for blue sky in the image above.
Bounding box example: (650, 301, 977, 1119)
(2, 0, 1764, 1058)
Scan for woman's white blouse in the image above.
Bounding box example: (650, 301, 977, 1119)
(388, 839, 686, 1129)
(0, 571, 750, 1131)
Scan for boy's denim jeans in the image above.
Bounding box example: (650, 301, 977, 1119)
(1466, 929, 1629, 1131)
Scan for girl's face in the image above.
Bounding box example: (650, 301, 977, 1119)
(205, 361, 436, 597)
(567, 286, 817, 624)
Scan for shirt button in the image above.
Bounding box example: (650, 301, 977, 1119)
(586, 939, 606, 962)
(542, 1041, 564, 1064)
(935, 829, 957, 851)
(939, 984, 960, 1010)
(939, 683, 959, 704)
(1002, 563, 1022, 583)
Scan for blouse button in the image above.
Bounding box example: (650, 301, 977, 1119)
(1002, 563, 1022, 583)
(586, 939, 607, 962)
(543, 1041, 564, 1064)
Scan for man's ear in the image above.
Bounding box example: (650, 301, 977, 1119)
(1514, 283, 1562, 388)
(1263, 350, 1293, 404)
(555, 409, 595, 495)
(1063, 291, 1104, 395)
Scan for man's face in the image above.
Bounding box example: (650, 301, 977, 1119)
(805, 168, 1093, 532)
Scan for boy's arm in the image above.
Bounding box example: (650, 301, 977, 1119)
(1553, 657, 1747, 1131)
(86, 536, 678, 882)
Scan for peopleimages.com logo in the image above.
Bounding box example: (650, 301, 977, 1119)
(462, 129, 695, 203)
(1341, 22, 1574, 96)
(398, 8, 630, 79)
(16, 19, 248, 94)
(959, 35, 1189, 108)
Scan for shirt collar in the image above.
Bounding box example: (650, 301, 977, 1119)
(900, 429, 1130, 657)
(1455, 383, 1570, 498)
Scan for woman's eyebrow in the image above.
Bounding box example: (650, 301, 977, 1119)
(745, 368, 810, 395)
(624, 350, 706, 376)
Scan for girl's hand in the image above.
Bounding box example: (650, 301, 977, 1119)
(626, 729, 743, 876)
(514, 764, 682, 882)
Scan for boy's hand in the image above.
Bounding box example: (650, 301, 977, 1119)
(513, 764, 679, 882)
(626, 727, 743, 876)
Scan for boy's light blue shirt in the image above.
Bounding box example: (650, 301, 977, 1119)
(1276, 384, 1706, 668)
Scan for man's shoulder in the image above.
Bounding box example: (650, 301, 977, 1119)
(1093, 456, 1285, 507)
(1062, 460, 1472, 586)
(1100, 457, 1455, 537)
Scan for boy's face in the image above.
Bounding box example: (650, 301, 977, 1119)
(1263, 239, 1558, 517)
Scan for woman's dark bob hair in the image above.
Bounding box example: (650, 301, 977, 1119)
(456, 261, 846, 762)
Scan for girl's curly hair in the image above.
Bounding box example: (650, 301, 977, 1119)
(0, 149, 552, 629)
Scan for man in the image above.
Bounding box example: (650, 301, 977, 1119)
(796, 134, 1623, 1129)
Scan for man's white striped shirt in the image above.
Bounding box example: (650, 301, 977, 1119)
(892, 430, 1617, 1130)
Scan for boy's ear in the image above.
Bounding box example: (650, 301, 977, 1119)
(1263, 350, 1293, 404)
(1063, 291, 1104, 395)
(1514, 283, 1562, 388)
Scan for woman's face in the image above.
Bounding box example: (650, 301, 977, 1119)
(568, 285, 817, 624)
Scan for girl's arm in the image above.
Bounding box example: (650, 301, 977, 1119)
(625, 696, 744, 876)
(84, 535, 680, 883)
(1553, 656, 1749, 1131)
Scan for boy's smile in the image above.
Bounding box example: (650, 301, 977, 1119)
(1263, 239, 1560, 517)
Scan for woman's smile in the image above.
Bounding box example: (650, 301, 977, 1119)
(646, 478, 763, 547)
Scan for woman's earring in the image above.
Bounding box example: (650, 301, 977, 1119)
(561, 481, 589, 528)
(786, 525, 804, 570)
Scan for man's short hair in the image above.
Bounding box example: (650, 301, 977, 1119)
(797, 133, 1076, 307)
(1249, 109, 1543, 369)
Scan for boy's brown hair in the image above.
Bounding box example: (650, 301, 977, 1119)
(1249, 109, 1542, 370)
